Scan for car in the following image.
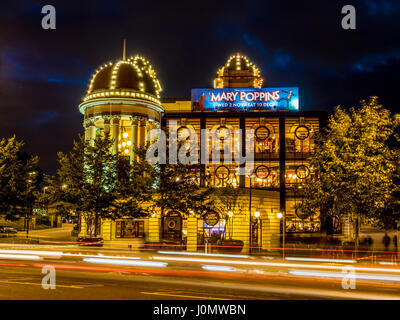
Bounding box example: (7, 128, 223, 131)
(0, 226, 18, 237)
(77, 236, 104, 247)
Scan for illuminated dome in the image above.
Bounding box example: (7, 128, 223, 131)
(81, 55, 162, 107)
(214, 53, 263, 88)
(79, 51, 164, 162)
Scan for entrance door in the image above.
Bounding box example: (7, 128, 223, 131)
(163, 211, 182, 242)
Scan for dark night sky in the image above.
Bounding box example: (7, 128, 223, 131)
(0, 0, 399, 173)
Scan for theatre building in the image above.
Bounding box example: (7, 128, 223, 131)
(78, 52, 326, 253)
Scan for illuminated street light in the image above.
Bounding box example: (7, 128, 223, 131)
(277, 212, 283, 219)
(228, 211, 233, 218)
(254, 211, 260, 218)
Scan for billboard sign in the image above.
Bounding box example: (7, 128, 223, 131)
(191, 87, 299, 112)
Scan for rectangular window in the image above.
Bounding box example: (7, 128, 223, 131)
(115, 219, 144, 238)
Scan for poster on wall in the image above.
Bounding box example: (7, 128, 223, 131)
(191, 87, 299, 112)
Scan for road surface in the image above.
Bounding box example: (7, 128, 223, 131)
(0, 244, 399, 300)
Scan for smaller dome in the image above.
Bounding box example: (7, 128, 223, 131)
(214, 53, 263, 88)
(83, 55, 162, 104)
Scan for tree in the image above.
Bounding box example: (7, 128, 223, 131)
(55, 134, 117, 236)
(298, 97, 400, 245)
(0, 136, 40, 221)
(213, 184, 246, 239)
(153, 163, 215, 219)
(110, 146, 157, 219)
(53, 135, 158, 236)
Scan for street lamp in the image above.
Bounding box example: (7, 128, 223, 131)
(254, 211, 260, 252)
(247, 171, 254, 255)
(228, 211, 233, 239)
(26, 171, 36, 238)
(277, 211, 286, 258)
(43, 186, 49, 217)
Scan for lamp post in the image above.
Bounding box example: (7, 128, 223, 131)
(277, 211, 285, 258)
(26, 171, 36, 238)
(228, 211, 233, 239)
(43, 186, 48, 216)
(254, 211, 260, 252)
(247, 171, 254, 255)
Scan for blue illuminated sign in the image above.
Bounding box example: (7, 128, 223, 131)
(191, 88, 299, 111)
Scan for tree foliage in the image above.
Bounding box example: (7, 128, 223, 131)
(0, 136, 40, 220)
(213, 184, 246, 220)
(298, 97, 400, 230)
(52, 134, 159, 235)
(110, 147, 157, 219)
(153, 163, 215, 218)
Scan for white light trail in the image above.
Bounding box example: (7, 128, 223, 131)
(202, 265, 237, 272)
(290, 270, 400, 282)
(152, 256, 400, 273)
(285, 257, 357, 264)
(83, 258, 167, 268)
(0, 254, 41, 261)
(62, 253, 140, 260)
(157, 251, 249, 259)
(0, 249, 62, 257)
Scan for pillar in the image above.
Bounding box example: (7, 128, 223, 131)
(129, 117, 138, 164)
(147, 217, 160, 243)
(232, 212, 250, 254)
(79, 216, 87, 237)
(139, 118, 147, 147)
(102, 220, 112, 241)
(261, 212, 280, 252)
(91, 123, 97, 146)
(112, 117, 120, 155)
(84, 121, 90, 141)
(103, 117, 111, 137)
(186, 217, 198, 252)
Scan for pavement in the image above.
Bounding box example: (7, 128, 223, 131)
(17, 223, 74, 240)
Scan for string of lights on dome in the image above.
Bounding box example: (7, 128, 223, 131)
(214, 53, 263, 89)
(217, 54, 261, 77)
(84, 54, 162, 105)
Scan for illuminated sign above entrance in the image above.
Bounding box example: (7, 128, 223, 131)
(191, 88, 299, 112)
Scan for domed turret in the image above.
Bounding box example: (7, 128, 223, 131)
(82, 55, 162, 108)
(79, 52, 163, 162)
(214, 53, 263, 88)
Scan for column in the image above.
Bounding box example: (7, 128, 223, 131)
(103, 117, 111, 138)
(147, 216, 160, 243)
(129, 117, 138, 164)
(139, 117, 147, 147)
(200, 116, 206, 187)
(239, 117, 246, 187)
(102, 219, 112, 241)
(279, 117, 286, 214)
(84, 120, 90, 142)
(232, 208, 250, 254)
(89, 122, 96, 147)
(79, 216, 86, 237)
(261, 210, 281, 252)
(186, 217, 198, 252)
(112, 117, 120, 155)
